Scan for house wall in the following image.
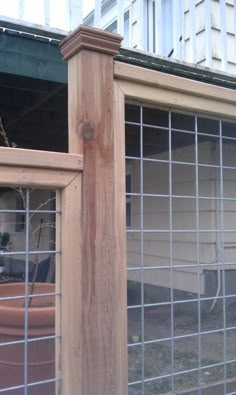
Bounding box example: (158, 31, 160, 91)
(102, 0, 236, 73)
(127, 139, 236, 294)
(184, 0, 236, 73)
(102, 0, 131, 29)
(0, 189, 55, 274)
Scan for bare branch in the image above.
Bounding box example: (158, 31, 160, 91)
(32, 221, 55, 236)
(0, 118, 54, 306)
(0, 117, 10, 147)
(0, 118, 17, 148)
(29, 196, 56, 220)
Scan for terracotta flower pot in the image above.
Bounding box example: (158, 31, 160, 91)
(0, 282, 55, 395)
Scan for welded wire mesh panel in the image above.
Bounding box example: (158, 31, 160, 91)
(126, 104, 236, 395)
(0, 187, 60, 395)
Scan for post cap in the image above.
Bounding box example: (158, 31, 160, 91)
(60, 25, 123, 61)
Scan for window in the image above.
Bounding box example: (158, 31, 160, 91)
(123, 11, 130, 47)
(147, 0, 182, 57)
(105, 11, 130, 47)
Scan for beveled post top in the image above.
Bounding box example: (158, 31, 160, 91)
(60, 25, 123, 61)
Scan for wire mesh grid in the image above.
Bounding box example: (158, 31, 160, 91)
(0, 187, 60, 395)
(126, 104, 236, 395)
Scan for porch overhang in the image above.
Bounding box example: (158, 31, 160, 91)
(0, 18, 67, 83)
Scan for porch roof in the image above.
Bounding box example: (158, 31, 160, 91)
(117, 49, 236, 91)
(0, 19, 235, 154)
(0, 18, 236, 89)
(0, 17, 66, 83)
(0, 19, 236, 89)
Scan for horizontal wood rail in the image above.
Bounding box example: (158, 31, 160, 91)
(114, 61, 236, 119)
(114, 62, 236, 104)
(0, 147, 83, 172)
(0, 165, 79, 189)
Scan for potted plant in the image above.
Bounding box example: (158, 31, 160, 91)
(0, 118, 56, 394)
(0, 282, 55, 395)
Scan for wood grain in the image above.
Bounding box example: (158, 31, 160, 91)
(115, 61, 236, 118)
(0, 166, 78, 188)
(117, 79, 236, 119)
(55, 190, 62, 395)
(113, 81, 128, 394)
(61, 175, 82, 395)
(114, 61, 236, 105)
(0, 147, 83, 171)
(66, 47, 127, 394)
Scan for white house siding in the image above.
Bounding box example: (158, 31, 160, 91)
(98, 0, 236, 73)
(127, 139, 236, 294)
(183, 0, 236, 73)
(130, 0, 147, 49)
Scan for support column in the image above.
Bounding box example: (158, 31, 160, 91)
(60, 26, 127, 395)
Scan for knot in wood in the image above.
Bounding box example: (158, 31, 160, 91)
(79, 121, 95, 142)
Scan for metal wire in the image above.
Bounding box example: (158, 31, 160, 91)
(128, 326, 236, 348)
(127, 294, 236, 309)
(169, 110, 175, 392)
(0, 378, 61, 393)
(220, 119, 227, 394)
(126, 105, 236, 394)
(140, 105, 145, 394)
(0, 187, 58, 393)
(128, 357, 236, 386)
(125, 192, 236, 201)
(0, 335, 59, 348)
(0, 210, 59, 214)
(126, 153, 236, 170)
(127, 262, 236, 270)
(127, 229, 236, 233)
(24, 189, 30, 395)
(0, 291, 59, 302)
(195, 114, 201, 394)
(0, 250, 59, 256)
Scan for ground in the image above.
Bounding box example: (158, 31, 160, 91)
(128, 303, 236, 394)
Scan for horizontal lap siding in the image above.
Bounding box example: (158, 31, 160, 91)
(127, 140, 236, 294)
(184, 0, 236, 73)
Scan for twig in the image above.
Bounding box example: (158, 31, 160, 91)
(29, 195, 56, 220)
(0, 117, 17, 147)
(32, 222, 55, 236)
(0, 118, 54, 302)
(0, 117, 10, 147)
(29, 219, 44, 306)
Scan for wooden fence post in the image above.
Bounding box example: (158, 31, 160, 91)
(60, 26, 128, 395)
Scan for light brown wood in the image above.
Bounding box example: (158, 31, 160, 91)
(117, 79, 236, 119)
(113, 81, 128, 393)
(0, 160, 82, 395)
(60, 25, 122, 60)
(0, 166, 78, 188)
(115, 61, 236, 104)
(0, 147, 83, 171)
(55, 190, 62, 395)
(63, 27, 127, 395)
(115, 61, 236, 118)
(67, 55, 82, 154)
(61, 175, 82, 395)
(0, 163, 82, 395)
